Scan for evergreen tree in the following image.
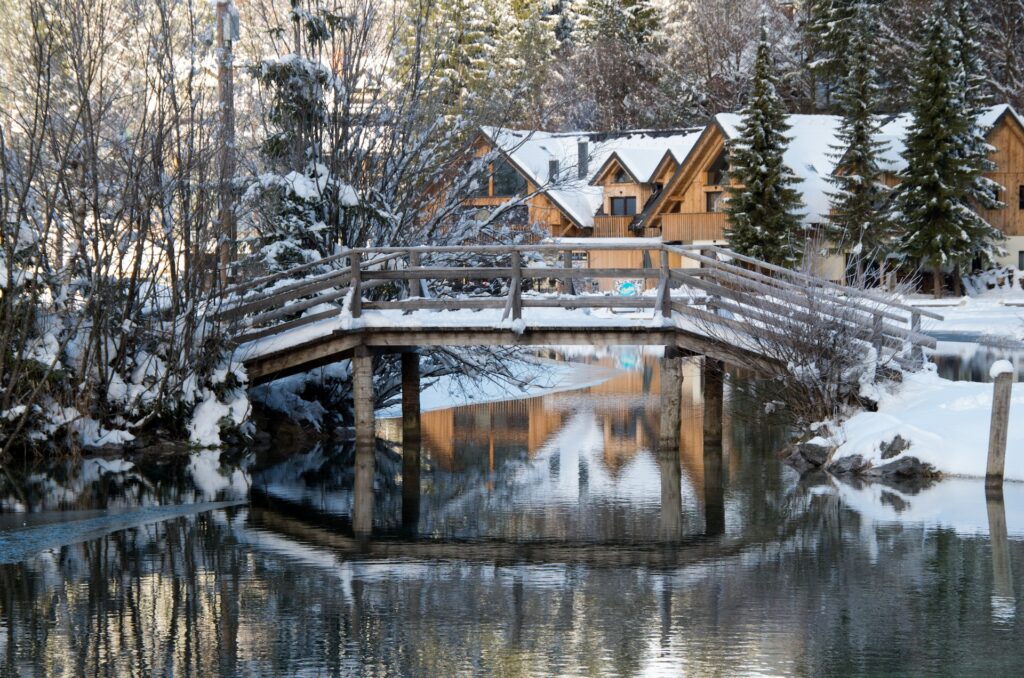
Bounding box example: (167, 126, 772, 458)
(827, 1, 892, 277)
(724, 27, 805, 267)
(572, 0, 659, 47)
(889, 6, 1003, 297)
(953, 0, 1005, 241)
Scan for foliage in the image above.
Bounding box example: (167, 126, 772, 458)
(724, 27, 806, 267)
(826, 1, 893, 271)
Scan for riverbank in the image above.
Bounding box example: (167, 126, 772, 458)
(806, 367, 1024, 481)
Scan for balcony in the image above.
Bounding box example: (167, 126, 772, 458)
(592, 215, 636, 238)
(660, 212, 728, 242)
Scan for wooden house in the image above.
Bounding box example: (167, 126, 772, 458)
(872, 104, 1024, 270)
(638, 104, 1024, 279)
(468, 127, 701, 239)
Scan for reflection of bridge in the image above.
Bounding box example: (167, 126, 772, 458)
(217, 243, 940, 534)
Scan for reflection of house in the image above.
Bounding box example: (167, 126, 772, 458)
(637, 104, 1024, 277)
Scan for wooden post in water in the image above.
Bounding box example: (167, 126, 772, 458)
(986, 368, 1014, 492)
(703, 357, 725, 536)
(352, 350, 375, 536)
(659, 348, 683, 449)
(658, 347, 684, 541)
(401, 351, 421, 530)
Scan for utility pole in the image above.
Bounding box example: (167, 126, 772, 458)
(216, 1, 240, 287)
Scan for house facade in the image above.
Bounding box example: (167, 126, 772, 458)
(637, 105, 1024, 278)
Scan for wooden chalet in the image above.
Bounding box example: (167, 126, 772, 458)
(637, 104, 1024, 278)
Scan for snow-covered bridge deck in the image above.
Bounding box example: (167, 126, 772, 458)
(216, 242, 941, 385)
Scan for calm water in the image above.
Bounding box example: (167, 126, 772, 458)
(2, 350, 1024, 676)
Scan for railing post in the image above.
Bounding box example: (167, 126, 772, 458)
(349, 250, 362, 319)
(408, 250, 421, 299)
(871, 312, 883, 356)
(911, 311, 923, 364)
(559, 250, 574, 295)
(510, 249, 522, 321)
(659, 249, 672, 319)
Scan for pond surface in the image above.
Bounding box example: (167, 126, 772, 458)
(2, 350, 1024, 676)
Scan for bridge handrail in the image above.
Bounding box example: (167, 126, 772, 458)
(666, 244, 944, 323)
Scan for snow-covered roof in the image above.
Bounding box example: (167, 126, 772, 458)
(713, 104, 1022, 225)
(479, 127, 701, 228)
(714, 113, 843, 224)
(597, 131, 703, 184)
(874, 103, 1023, 174)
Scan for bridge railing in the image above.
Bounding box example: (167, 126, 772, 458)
(216, 242, 939, 363)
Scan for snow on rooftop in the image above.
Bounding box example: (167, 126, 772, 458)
(481, 127, 702, 228)
(715, 112, 844, 225)
(715, 104, 1020, 226)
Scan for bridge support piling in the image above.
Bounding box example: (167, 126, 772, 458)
(659, 348, 684, 450)
(703, 358, 725, 536)
(401, 351, 421, 529)
(352, 350, 375, 536)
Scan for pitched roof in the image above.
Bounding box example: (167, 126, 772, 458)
(479, 127, 701, 228)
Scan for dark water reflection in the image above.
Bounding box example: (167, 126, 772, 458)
(2, 350, 1024, 676)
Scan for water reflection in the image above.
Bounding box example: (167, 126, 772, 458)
(2, 351, 1024, 675)
(932, 342, 1024, 382)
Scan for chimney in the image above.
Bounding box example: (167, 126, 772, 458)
(577, 138, 589, 180)
(548, 158, 560, 183)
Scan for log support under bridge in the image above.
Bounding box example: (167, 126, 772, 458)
(401, 351, 422, 529)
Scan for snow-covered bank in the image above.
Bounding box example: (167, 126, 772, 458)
(376, 357, 622, 417)
(913, 275, 1024, 341)
(827, 368, 1024, 480)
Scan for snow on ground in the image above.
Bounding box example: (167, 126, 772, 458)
(909, 276, 1024, 341)
(376, 357, 622, 417)
(828, 367, 1024, 480)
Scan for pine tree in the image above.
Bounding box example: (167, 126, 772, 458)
(724, 26, 805, 267)
(827, 1, 892, 277)
(572, 0, 659, 47)
(889, 6, 1003, 297)
(953, 0, 1005, 260)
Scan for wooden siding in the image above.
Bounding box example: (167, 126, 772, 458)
(983, 118, 1024, 237)
(593, 215, 634, 237)
(661, 212, 728, 242)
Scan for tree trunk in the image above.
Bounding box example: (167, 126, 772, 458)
(953, 265, 962, 297)
(933, 264, 943, 298)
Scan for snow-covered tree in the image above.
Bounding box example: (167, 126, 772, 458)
(826, 1, 893, 276)
(978, 0, 1024, 110)
(889, 5, 1004, 297)
(724, 26, 805, 267)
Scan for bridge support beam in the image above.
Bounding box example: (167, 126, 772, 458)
(401, 351, 421, 530)
(703, 358, 725, 536)
(658, 348, 684, 450)
(352, 350, 375, 536)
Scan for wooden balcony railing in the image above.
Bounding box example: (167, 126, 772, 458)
(660, 212, 728, 242)
(592, 215, 635, 237)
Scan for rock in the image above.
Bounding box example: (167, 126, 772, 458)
(828, 454, 868, 475)
(797, 441, 832, 467)
(879, 434, 911, 460)
(785, 447, 816, 474)
(864, 456, 937, 479)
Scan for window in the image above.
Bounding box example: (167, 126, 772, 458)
(1019, 185, 1024, 209)
(610, 196, 637, 216)
(492, 159, 526, 197)
(706, 191, 725, 213)
(707, 150, 729, 186)
(613, 168, 630, 184)
(1019, 251, 1024, 271)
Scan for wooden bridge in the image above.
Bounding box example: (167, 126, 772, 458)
(214, 241, 941, 534)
